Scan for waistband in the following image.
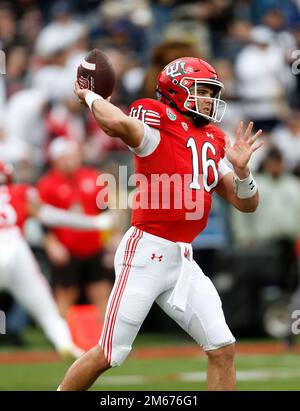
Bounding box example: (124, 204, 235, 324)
(129, 226, 192, 248)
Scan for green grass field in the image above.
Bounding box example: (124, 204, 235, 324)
(0, 328, 300, 391)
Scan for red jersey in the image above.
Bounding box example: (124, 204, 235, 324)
(129, 98, 226, 243)
(0, 184, 37, 230)
(38, 167, 102, 257)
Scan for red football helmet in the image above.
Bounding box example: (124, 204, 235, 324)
(156, 57, 226, 123)
(0, 162, 14, 185)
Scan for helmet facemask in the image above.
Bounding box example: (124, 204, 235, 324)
(180, 77, 226, 123)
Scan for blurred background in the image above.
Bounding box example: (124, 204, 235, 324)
(1, 0, 300, 355)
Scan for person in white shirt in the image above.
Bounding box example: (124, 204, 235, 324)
(235, 26, 295, 131)
(271, 110, 300, 171)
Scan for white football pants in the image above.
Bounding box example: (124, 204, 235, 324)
(100, 226, 235, 367)
(0, 227, 76, 352)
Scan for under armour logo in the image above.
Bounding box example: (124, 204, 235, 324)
(151, 253, 163, 262)
(206, 132, 214, 139)
(249, 180, 255, 190)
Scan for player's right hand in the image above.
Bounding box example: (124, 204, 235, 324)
(74, 81, 112, 106)
(74, 81, 89, 106)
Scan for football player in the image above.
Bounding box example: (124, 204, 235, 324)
(0, 162, 113, 359)
(58, 57, 263, 390)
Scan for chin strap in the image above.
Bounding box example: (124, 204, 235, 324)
(156, 90, 211, 127)
(187, 112, 210, 128)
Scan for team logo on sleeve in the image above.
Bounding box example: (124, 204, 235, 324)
(166, 107, 177, 121)
(129, 105, 161, 126)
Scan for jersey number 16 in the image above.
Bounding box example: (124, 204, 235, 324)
(186, 138, 218, 192)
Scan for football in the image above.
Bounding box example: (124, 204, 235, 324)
(77, 49, 116, 99)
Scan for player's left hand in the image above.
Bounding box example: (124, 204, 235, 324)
(225, 121, 264, 179)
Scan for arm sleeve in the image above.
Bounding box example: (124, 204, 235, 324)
(128, 99, 166, 157)
(218, 158, 232, 180)
(37, 205, 114, 231)
(128, 123, 161, 157)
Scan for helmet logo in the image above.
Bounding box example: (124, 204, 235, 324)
(165, 61, 186, 78)
(166, 107, 177, 121)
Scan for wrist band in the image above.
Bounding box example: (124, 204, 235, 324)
(85, 92, 103, 111)
(234, 172, 257, 199)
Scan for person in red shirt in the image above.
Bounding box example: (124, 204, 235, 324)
(38, 137, 114, 319)
(0, 162, 113, 359)
(58, 57, 264, 391)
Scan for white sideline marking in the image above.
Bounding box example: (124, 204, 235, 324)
(95, 369, 300, 386)
(182, 369, 300, 382)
